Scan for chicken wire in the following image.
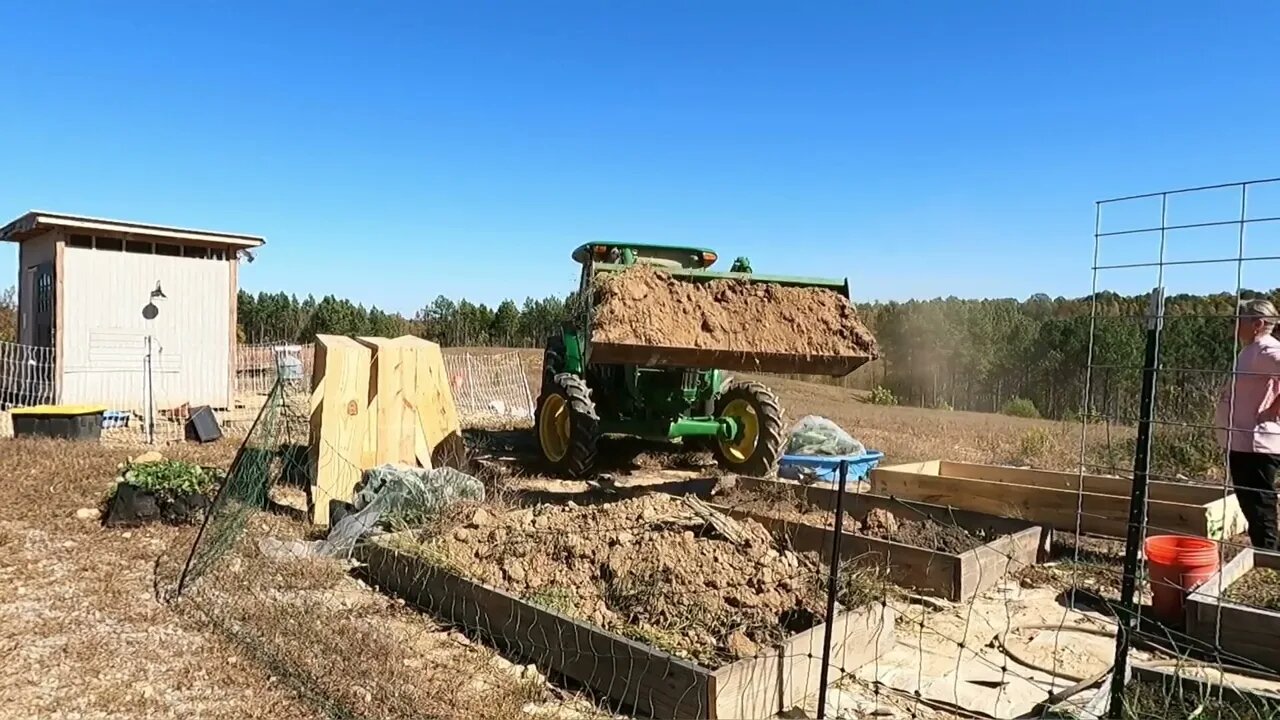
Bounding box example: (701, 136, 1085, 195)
(443, 351, 535, 424)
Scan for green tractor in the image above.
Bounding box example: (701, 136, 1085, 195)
(536, 243, 870, 478)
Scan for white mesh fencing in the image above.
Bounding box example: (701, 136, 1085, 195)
(443, 351, 535, 425)
(0, 340, 55, 410)
(235, 343, 314, 397)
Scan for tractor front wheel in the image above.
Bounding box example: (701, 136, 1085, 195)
(536, 373, 599, 478)
(711, 381, 785, 478)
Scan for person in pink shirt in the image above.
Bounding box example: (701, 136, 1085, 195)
(1216, 299, 1280, 549)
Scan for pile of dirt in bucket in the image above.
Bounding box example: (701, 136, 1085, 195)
(591, 265, 878, 357)
(410, 494, 837, 666)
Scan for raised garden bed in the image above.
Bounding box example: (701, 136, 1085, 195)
(358, 530, 895, 719)
(1186, 549, 1280, 672)
(872, 461, 1245, 540)
(708, 476, 1049, 602)
(1116, 663, 1280, 719)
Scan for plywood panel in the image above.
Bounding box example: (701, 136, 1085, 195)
(309, 335, 371, 526)
(357, 337, 406, 467)
(398, 336, 464, 468)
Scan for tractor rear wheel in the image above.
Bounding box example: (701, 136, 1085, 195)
(711, 381, 784, 478)
(536, 373, 599, 478)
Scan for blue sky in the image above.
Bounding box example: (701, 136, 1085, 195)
(1, 1, 1278, 313)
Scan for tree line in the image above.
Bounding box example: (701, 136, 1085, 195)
(236, 291, 574, 348)
(864, 290, 1269, 425)
(236, 286, 1266, 428)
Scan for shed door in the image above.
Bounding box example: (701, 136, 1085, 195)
(29, 262, 54, 348)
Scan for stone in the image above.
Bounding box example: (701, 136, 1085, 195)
(470, 507, 493, 527)
(518, 663, 546, 684)
(726, 630, 760, 658)
(453, 528, 471, 542)
(75, 508, 100, 521)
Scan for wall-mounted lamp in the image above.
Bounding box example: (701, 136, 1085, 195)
(150, 281, 167, 301)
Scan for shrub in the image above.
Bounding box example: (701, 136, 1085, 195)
(1015, 428, 1053, 464)
(870, 386, 898, 406)
(1002, 398, 1041, 419)
(934, 400, 954, 412)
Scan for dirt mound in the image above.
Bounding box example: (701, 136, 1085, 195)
(418, 494, 829, 665)
(591, 265, 878, 357)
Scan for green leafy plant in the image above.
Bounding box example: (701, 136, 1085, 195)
(121, 460, 220, 497)
(869, 386, 898, 406)
(1002, 397, 1040, 419)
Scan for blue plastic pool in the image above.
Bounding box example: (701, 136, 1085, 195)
(778, 450, 885, 484)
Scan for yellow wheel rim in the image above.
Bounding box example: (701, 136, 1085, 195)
(539, 394, 571, 462)
(718, 398, 759, 464)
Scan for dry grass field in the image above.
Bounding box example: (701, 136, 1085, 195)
(0, 351, 1145, 719)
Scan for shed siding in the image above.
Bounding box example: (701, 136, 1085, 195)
(17, 231, 57, 346)
(60, 248, 230, 409)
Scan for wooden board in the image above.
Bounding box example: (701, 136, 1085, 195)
(359, 534, 895, 719)
(711, 479, 1047, 601)
(1186, 548, 1280, 672)
(871, 461, 1246, 540)
(398, 336, 465, 468)
(356, 337, 420, 468)
(308, 335, 371, 526)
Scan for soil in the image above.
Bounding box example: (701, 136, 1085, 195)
(714, 486, 992, 554)
(404, 494, 836, 666)
(591, 265, 879, 357)
(1224, 566, 1280, 611)
(855, 510, 993, 554)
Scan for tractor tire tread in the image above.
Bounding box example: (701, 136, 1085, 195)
(542, 373, 599, 478)
(713, 380, 785, 478)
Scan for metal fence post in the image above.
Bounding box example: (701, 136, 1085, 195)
(1108, 286, 1164, 717)
(817, 459, 850, 719)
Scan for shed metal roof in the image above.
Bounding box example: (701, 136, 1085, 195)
(0, 211, 266, 248)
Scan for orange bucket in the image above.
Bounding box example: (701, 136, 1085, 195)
(1144, 535, 1219, 624)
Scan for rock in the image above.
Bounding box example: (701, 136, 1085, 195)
(863, 508, 899, 536)
(121, 532, 133, 539)
(518, 663, 546, 684)
(453, 528, 471, 542)
(503, 559, 527, 583)
(448, 631, 473, 647)
(75, 507, 100, 521)
(726, 630, 760, 658)
(131, 450, 164, 464)
(470, 507, 493, 527)
(489, 655, 516, 672)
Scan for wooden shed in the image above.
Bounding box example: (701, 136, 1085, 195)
(0, 211, 265, 410)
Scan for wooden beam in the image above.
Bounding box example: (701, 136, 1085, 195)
(309, 335, 371, 526)
(227, 252, 237, 408)
(53, 233, 63, 403)
(936, 461, 1233, 506)
(1185, 548, 1280, 672)
(870, 467, 1230, 539)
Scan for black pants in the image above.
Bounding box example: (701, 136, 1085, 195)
(1229, 451, 1280, 549)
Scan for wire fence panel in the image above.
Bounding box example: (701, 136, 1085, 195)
(235, 342, 314, 397)
(1082, 177, 1280, 719)
(444, 351, 535, 424)
(0, 340, 54, 410)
